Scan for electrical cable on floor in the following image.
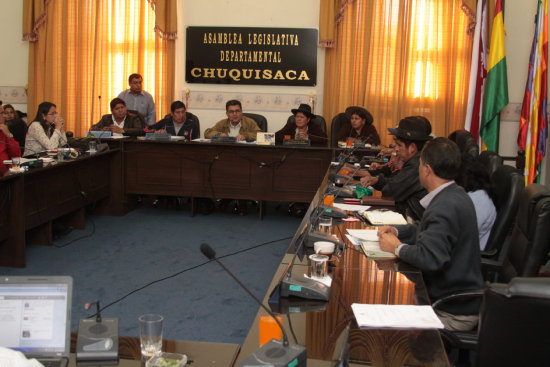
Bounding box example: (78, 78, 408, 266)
(53, 216, 96, 248)
(90, 235, 293, 317)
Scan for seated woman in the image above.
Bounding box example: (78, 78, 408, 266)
(0, 105, 21, 174)
(3, 104, 27, 155)
(24, 102, 67, 157)
(456, 153, 497, 251)
(275, 104, 327, 147)
(336, 107, 380, 145)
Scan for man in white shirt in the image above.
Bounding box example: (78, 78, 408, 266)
(118, 73, 156, 126)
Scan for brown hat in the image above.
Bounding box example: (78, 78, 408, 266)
(291, 104, 314, 119)
(388, 116, 433, 141)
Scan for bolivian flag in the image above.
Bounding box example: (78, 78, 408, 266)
(480, 0, 509, 152)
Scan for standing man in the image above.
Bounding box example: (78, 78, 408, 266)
(91, 98, 144, 136)
(359, 116, 432, 221)
(118, 73, 156, 126)
(204, 100, 261, 142)
(378, 137, 484, 331)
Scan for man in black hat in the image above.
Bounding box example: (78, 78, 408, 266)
(275, 104, 327, 147)
(359, 116, 432, 221)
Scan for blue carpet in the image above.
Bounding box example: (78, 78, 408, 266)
(0, 202, 301, 345)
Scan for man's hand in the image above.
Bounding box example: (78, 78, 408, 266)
(360, 175, 379, 187)
(378, 225, 397, 236)
(154, 128, 167, 134)
(218, 132, 228, 137)
(379, 232, 401, 254)
(236, 134, 246, 141)
(107, 125, 124, 134)
(54, 116, 64, 130)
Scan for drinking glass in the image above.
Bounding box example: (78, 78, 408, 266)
(89, 141, 97, 154)
(317, 216, 332, 234)
(139, 314, 164, 359)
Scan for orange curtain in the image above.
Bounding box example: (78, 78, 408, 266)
(23, 0, 176, 137)
(322, 0, 473, 145)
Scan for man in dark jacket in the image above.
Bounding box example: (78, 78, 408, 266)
(91, 98, 144, 136)
(149, 101, 199, 141)
(275, 104, 327, 147)
(360, 116, 432, 220)
(378, 137, 484, 331)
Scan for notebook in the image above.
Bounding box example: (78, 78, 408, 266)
(0, 276, 73, 367)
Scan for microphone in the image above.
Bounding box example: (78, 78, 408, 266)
(84, 300, 102, 323)
(200, 243, 307, 367)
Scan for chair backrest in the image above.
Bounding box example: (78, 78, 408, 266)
(479, 150, 503, 176)
(476, 277, 550, 367)
(127, 109, 146, 127)
(448, 129, 479, 158)
(243, 112, 267, 132)
(483, 165, 524, 257)
(286, 114, 327, 133)
(330, 113, 351, 148)
(500, 184, 550, 281)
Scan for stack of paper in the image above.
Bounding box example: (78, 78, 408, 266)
(351, 304, 444, 329)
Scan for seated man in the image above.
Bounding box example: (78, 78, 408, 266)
(359, 116, 431, 221)
(91, 98, 145, 136)
(117, 73, 156, 126)
(378, 137, 484, 331)
(149, 101, 199, 140)
(204, 100, 260, 142)
(275, 103, 327, 147)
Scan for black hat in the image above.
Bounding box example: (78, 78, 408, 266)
(388, 116, 432, 141)
(291, 104, 314, 118)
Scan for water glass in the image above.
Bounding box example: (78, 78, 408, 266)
(89, 141, 97, 154)
(309, 254, 329, 278)
(57, 150, 64, 161)
(317, 216, 332, 234)
(11, 157, 21, 168)
(139, 314, 164, 359)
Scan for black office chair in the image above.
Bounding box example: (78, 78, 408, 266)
(127, 109, 146, 128)
(286, 114, 327, 133)
(483, 183, 550, 282)
(476, 277, 550, 367)
(481, 165, 524, 260)
(448, 129, 479, 158)
(243, 112, 267, 132)
(478, 150, 503, 176)
(329, 113, 351, 148)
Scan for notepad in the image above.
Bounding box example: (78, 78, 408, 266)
(360, 241, 396, 259)
(358, 210, 407, 225)
(351, 304, 444, 329)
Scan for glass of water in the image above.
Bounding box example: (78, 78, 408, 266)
(139, 314, 164, 359)
(317, 216, 332, 234)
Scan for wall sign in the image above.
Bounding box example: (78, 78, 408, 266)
(186, 27, 318, 86)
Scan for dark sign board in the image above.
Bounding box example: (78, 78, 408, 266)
(186, 27, 318, 86)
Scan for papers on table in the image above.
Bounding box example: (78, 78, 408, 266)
(360, 241, 396, 259)
(351, 304, 444, 329)
(347, 229, 378, 241)
(346, 229, 395, 258)
(358, 209, 407, 225)
(333, 203, 371, 212)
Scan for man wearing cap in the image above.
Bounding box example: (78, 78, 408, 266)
(378, 138, 483, 331)
(275, 103, 327, 147)
(359, 116, 432, 221)
(204, 100, 261, 142)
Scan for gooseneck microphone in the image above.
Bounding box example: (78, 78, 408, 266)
(84, 300, 102, 323)
(200, 243, 306, 367)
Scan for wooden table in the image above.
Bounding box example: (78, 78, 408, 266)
(236, 174, 450, 367)
(69, 334, 240, 367)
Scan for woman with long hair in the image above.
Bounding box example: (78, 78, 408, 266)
(24, 102, 67, 156)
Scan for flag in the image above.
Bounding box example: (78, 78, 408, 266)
(480, 0, 509, 152)
(517, 0, 548, 184)
(464, 0, 488, 144)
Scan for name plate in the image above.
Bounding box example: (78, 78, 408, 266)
(145, 133, 171, 141)
(256, 132, 275, 145)
(283, 139, 310, 147)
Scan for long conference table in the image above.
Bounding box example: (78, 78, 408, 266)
(0, 138, 449, 366)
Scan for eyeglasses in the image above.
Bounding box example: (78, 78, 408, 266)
(227, 110, 241, 114)
(47, 112, 58, 116)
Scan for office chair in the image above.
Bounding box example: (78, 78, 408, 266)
(329, 113, 351, 148)
(476, 277, 550, 367)
(481, 165, 524, 260)
(483, 183, 550, 282)
(127, 109, 146, 128)
(286, 114, 327, 133)
(243, 112, 267, 132)
(478, 151, 503, 176)
(448, 129, 479, 158)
